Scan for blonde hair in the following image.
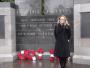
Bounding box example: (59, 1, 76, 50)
(57, 15, 70, 26)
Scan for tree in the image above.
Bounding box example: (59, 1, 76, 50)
(41, 0, 44, 15)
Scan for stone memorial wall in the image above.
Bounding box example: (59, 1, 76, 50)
(16, 15, 57, 51)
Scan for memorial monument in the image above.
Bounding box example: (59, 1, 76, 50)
(0, 2, 16, 62)
(15, 0, 74, 52)
(0, 0, 73, 62)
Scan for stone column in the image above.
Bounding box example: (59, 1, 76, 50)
(0, 3, 16, 62)
(73, 3, 90, 65)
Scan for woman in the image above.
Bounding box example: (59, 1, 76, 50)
(54, 15, 71, 68)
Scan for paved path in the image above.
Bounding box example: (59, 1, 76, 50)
(0, 60, 90, 68)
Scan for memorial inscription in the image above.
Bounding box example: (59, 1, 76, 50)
(16, 15, 57, 51)
(0, 15, 5, 39)
(81, 12, 90, 38)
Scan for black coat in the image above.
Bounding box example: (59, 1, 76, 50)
(54, 23, 71, 57)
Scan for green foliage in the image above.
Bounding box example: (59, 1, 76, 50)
(41, 0, 44, 15)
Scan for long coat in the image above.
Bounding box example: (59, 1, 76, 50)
(54, 23, 71, 57)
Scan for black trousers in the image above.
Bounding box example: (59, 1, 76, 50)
(59, 57, 67, 68)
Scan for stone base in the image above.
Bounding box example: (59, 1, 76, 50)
(73, 55, 90, 65)
(0, 53, 17, 62)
